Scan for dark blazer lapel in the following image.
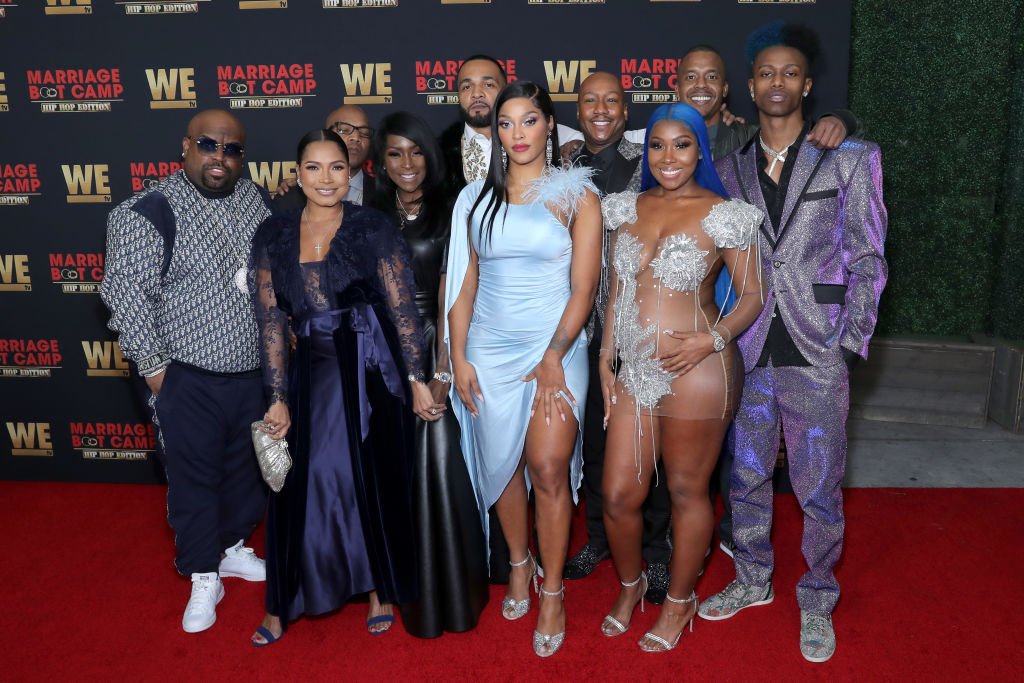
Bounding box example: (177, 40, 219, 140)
(775, 143, 825, 246)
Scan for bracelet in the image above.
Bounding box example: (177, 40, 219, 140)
(709, 329, 726, 353)
(407, 371, 426, 384)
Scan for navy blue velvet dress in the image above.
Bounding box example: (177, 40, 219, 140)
(251, 204, 424, 629)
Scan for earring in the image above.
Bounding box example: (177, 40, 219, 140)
(803, 91, 809, 97)
(297, 178, 303, 188)
(181, 151, 185, 159)
(545, 134, 553, 166)
(750, 92, 755, 100)
(501, 147, 508, 168)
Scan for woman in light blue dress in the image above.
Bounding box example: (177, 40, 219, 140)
(444, 81, 602, 658)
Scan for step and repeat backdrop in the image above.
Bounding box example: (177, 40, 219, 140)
(0, 0, 851, 483)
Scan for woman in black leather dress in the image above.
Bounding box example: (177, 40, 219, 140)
(371, 112, 489, 638)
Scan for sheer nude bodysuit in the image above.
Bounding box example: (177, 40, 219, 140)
(601, 192, 766, 475)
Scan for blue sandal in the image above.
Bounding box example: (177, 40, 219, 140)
(252, 625, 283, 647)
(366, 614, 395, 635)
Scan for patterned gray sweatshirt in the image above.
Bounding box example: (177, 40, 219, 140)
(101, 171, 271, 376)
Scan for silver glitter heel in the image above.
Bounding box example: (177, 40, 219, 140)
(601, 571, 647, 637)
(533, 583, 566, 658)
(501, 552, 538, 621)
(639, 591, 698, 653)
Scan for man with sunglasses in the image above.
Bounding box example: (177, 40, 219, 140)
(276, 104, 375, 208)
(102, 109, 273, 634)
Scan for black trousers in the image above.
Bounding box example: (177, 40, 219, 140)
(153, 362, 267, 575)
(581, 328, 672, 564)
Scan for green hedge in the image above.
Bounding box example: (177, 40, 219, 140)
(849, 0, 1023, 338)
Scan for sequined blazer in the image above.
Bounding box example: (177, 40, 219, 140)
(716, 135, 888, 372)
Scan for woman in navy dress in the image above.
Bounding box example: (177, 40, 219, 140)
(250, 129, 433, 644)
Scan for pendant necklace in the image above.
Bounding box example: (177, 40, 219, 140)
(303, 206, 342, 258)
(759, 135, 794, 176)
(395, 191, 422, 230)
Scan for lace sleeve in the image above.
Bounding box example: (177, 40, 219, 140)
(375, 218, 426, 380)
(250, 223, 289, 405)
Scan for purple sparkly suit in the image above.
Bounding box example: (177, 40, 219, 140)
(716, 135, 887, 615)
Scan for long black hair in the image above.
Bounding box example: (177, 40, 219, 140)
(370, 111, 448, 230)
(468, 80, 560, 247)
(295, 128, 348, 164)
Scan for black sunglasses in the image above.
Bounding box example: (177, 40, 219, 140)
(188, 135, 245, 159)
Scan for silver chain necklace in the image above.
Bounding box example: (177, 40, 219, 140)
(759, 134, 795, 176)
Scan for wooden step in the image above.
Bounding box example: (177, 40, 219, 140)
(850, 336, 994, 428)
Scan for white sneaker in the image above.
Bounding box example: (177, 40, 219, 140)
(182, 572, 224, 633)
(218, 539, 265, 582)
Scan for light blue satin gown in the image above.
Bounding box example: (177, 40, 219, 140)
(444, 170, 595, 551)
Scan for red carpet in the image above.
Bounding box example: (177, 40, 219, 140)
(2, 482, 1020, 681)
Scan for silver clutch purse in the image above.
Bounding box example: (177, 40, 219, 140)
(251, 421, 292, 493)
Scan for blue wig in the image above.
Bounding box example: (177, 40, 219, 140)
(640, 103, 729, 199)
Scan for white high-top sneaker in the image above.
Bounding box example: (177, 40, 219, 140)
(182, 572, 224, 633)
(218, 539, 266, 581)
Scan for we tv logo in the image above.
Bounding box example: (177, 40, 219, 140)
(62, 164, 111, 204)
(543, 60, 596, 103)
(247, 161, 296, 194)
(44, 0, 92, 14)
(81, 341, 129, 377)
(0, 254, 31, 292)
(338, 63, 392, 105)
(5, 422, 53, 456)
(145, 68, 197, 110)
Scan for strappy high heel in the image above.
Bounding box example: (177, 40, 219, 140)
(533, 583, 566, 658)
(639, 591, 699, 653)
(601, 571, 648, 637)
(501, 552, 539, 621)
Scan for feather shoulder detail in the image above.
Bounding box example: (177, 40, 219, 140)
(521, 164, 598, 223)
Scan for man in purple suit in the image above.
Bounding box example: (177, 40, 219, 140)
(698, 23, 887, 664)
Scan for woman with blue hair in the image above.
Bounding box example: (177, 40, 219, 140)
(596, 102, 766, 652)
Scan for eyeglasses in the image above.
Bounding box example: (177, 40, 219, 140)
(330, 121, 374, 140)
(188, 135, 245, 159)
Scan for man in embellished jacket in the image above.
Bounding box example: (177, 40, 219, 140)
(698, 24, 887, 664)
(101, 110, 272, 634)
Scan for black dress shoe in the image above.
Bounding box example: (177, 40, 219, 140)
(644, 562, 669, 605)
(564, 543, 609, 580)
